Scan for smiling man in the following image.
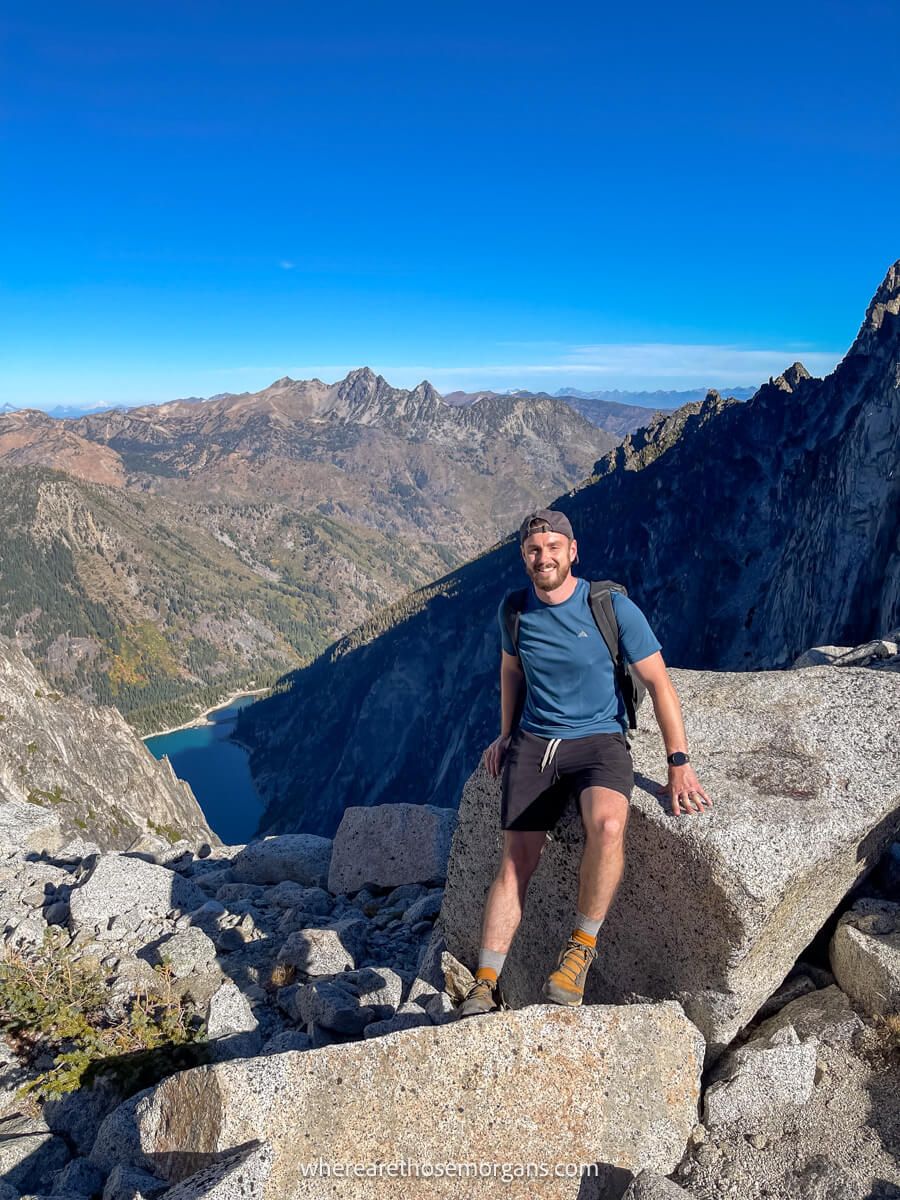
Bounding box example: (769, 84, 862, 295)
(455, 507, 711, 1018)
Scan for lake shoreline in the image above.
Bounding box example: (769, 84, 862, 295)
(141, 687, 271, 742)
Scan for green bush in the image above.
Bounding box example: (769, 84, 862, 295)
(0, 930, 207, 1099)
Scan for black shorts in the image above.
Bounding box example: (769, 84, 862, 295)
(500, 727, 634, 831)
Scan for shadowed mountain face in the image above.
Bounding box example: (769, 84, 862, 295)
(238, 262, 900, 837)
(0, 371, 615, 729)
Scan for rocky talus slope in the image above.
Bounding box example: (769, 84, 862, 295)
(0, 370, 616, 730)
(0, 635, 215, 856)
(239, 259, 900, 837)
(0, 639, 897, 1198)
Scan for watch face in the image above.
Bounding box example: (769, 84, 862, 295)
(669, 752, 689, 766)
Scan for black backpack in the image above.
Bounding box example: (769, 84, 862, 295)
(501, 580, 647, 732)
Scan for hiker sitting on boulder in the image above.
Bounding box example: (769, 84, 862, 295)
(456, 507, 711, 1018)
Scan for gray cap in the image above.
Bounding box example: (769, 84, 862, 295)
(518, 508, 575, 544)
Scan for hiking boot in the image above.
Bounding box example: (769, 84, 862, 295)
(455, 976, 502, 1019)
(542, 936, 597, 1006)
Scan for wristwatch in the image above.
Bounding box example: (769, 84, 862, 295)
(666, 751, 690, 767)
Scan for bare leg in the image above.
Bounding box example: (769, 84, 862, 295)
(576, 786, 630, 921)
(480, 829, 549, 952)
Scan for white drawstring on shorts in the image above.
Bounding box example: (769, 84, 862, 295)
(539, 738, 562, 773)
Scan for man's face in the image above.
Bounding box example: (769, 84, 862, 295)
(521, 531, 577, 591)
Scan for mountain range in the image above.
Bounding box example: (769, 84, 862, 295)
(0, 370, 617, 730)
(235, 261, 900, 838)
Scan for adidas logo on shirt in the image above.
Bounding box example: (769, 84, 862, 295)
(577, 630, 589, 638)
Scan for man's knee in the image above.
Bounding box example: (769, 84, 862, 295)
(580, 789, 629, 844)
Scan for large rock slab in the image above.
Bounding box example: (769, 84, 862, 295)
(134, 1003, 703, 1199)
(327, 803, 456, 894)
(441, 665, 900, 1056)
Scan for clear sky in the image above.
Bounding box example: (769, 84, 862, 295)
(1, 1, 897, 408)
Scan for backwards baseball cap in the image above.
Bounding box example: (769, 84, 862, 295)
(518, 507, 575, 544)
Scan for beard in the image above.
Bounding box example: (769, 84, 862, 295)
(527, 558, 572, 591)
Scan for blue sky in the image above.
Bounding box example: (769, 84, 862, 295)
(1, 1, 897, 408)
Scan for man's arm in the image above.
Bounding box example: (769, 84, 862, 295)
(483, 651, 526, 777)
(630, 650, 712, 816)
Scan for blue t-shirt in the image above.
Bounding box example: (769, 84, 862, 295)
(498, 577, 662, 737)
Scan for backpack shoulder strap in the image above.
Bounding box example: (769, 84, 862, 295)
(587, 580, 627, 663)
(501, 588, 530, 653)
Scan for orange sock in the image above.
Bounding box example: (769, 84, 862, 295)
(571, 928, 597, 949)
(475, 966, 498, 984)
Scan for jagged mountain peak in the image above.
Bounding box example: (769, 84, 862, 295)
(846, 258, 900, 359)
(766, 362, 813, 394)
(410, 379, 442, 403)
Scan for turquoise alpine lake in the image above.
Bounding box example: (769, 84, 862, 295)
(143, 694, 264, 844)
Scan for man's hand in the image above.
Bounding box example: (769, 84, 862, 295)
(657, 765, 712, 817)
(483, 734, 512, 778)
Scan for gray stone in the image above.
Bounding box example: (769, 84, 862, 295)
(292, 967, 404, 1033)
(231, 836, 331, 888)
(206, 981, 262, 1060)
(69, 854, 206, 941)
(703, 1025, 817, 1131)
(51, 1158, 106, 1196)
(791, 645, 850, 668)
(830, 898, 900, 1016)
(327, 804, 456, 895)
(0, 1111, 70, 1192)
(142, 926, 218, 978)
(752, 984, 863, 1048)
(89, 1087, 156, 1172)
(135, 1002, 704, 1198)
(103, 1163, 168, 1200)
(406, 927, 473, 1009)
(384, 883, 427, 908)
(622, 1173, 690, 1199)
(442, 665, 900, 1056)
(293, 979, 386, 1034)
(401, 891, 443, 925)
(276, 918, 367, 976)
(156, 1141, 273, 1199)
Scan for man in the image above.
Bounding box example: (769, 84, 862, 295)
(456, 507, 711, 1018)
